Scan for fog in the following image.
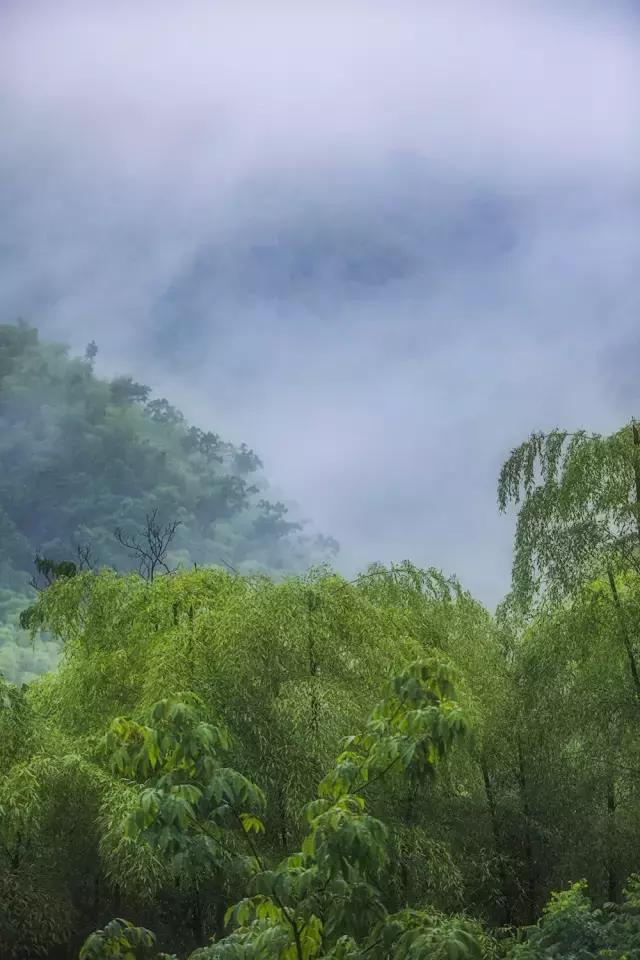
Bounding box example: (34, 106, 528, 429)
(1, 0, 638, 606)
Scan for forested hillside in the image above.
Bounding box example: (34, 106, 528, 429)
(3, 324, 640, 957)
(0, 321, 337, 682)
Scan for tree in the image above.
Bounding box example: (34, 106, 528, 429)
(498, 423, 640, 609)
(84, 340, 98, 366)
(14, 561, 506, 952)
(28, 545, 94, 591)
(509, 576, 640, 904)
(18, 546, 94, 631)
(11, 554, 640, 955)
(83, 659, 482, 960)
(498, 422, 640, 701)
(80, 918, 169, 960)
(115, 510, 182, 581)
(101, 695, 267, 946)
(509, 876, 640, 959)
(110, 376, 151, 405)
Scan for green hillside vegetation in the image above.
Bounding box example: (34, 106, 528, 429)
(5, 555, 640, 958)
(3, 326, 640, 957)
(0, 322, 337, 682)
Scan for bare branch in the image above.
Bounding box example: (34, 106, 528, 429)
(218, 556, 240, 576)
(76, 543, 95, 571)
(114, 509, 181, 580)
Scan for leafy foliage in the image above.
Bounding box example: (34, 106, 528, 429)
(509, 877, 640, 959)
(104, 695, 266, 879)
(80, 918, 176, 960)
(498, 424, 640, 609)
(164, 659, 475, 960)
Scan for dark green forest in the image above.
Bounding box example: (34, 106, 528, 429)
(3, 323, 640, 958)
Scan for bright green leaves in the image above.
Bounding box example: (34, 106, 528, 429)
(375, 910, 484, 960)
(104, 696, 265, 874)
(240, 812, 266, 834)
(318, 754, 364, 800)
(189, 919, 296, 959)
(299, 914, 324, 960)
(319, 659, 468, 799)
(80, 918, 169, 960)
(302, 796, 387, 883)
(306, 657, 468, 903)
(106, 696, 229, 782)
(0, 760, 42, 856)
(226, 893, 286, 926)
(208, 656, 470, 960)
(205, 768, 267, 820)
(507, 878, 640, 959)
(72, 657, 473, 960)
(0, 673, 32, 770)
(192, 904, 323, 960)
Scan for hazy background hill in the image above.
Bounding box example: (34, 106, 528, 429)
(0, 321, 337, 681)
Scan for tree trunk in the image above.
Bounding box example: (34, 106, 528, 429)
(212, 889, 228, 941)
(93, 870, 101, 924)
(517, 740, 537, 924)
(307, 593, 320, 739)
(277, 782, 288, 849)
(192, 886, 206, 946)
(606, 775, 619, 903)
(481, 757, 513, 925)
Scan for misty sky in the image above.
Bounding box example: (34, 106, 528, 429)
(1, 0, 638, 608)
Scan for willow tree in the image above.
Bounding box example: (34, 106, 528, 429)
(498, 421, 640, 700)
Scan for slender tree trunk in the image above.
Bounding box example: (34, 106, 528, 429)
(481, 757, 512, 925)
(517, 740, 537, 924)
(192, 886, 205, 945)
(400, 781, 418, 906)
(277, 782, 288, 849)
(606, 775, 618, 903)
(309, 636, 319, 739)
(93, 870, 101, 924)
(213, 890, 227, 941)
(11, 830, 22, 870)
(607, 567, 640, 701)
(307, 593, 320, 739)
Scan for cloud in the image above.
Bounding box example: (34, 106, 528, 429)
(0, 0, 638, 606)
(1, 0, 637, 180)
